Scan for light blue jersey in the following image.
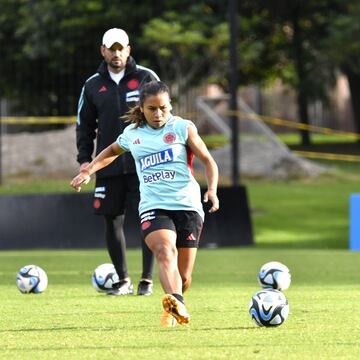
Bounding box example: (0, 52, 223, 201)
(117, 116, 204, 219)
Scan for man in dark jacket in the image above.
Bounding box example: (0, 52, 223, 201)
(76, 28, 159, 295)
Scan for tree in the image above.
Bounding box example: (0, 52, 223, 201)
(1, 0, 359, 140)
(0, 0, 169, 116)
(140, 2, 288, 109)
(250, 0, 339, 146)
(321, 0, 360, 137)
(141, 4, 228, 110)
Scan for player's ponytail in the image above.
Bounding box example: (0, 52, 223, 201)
(124, 105, 146, 128)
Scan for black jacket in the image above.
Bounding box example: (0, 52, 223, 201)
(76, 57, 159, 177)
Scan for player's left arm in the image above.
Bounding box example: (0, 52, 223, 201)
(187, 125, 219, 213)
(70, 142, 124, 192)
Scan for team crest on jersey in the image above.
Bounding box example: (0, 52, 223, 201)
(163, 132, 176, 144)
(139, 148, 174, 172)
(127, 79, 139, 90)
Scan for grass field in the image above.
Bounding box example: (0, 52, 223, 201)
(1, 248, 360, 360)
(247, 177, 360, 249)
(1, 136, 360, 358)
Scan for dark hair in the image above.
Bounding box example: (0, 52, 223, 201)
(123, 81, 170, 128)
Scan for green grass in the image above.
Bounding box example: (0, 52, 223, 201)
(1, 248, 360, 359)
(278, 133, 360, 146)
(202, 132, 360, 148)
(246, 177, 360, 249)
(0, 178, 80, 195)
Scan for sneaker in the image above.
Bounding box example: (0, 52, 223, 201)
(107, 279, 134, 295)
(162, 294, 190, 325)
(137, 280, 153, 296)
(160, 309, 177, 327)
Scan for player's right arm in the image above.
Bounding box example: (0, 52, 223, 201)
(70, 142, 124, 192)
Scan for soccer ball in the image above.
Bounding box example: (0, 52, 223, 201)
(258, 261, 291, 291)
(91, 263, 119, 292)
(16, 265, 48, 294)
(249, 289, 289, 327)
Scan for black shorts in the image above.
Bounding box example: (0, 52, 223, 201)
(140, 209, 203, 248)
(92, 174, 140, 216)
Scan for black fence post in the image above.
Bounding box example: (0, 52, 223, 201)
(229, 0, 239, 186)
(0, 95, 2, 186)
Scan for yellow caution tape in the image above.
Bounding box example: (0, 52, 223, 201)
(1, 112, 359, 140)
(294, 150, 360, 162)
(0, 116, 76, 124)
(233, 111, 360, 140)
(1, 114, 360, 163)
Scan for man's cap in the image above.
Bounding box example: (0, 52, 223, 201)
(102, 28, 129, 48)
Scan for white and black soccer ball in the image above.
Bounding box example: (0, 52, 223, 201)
(258, 261, 291, 291)
(16, 264, 48, 294)
(91, 263, 119, 292)
(249, 289, 289, 327)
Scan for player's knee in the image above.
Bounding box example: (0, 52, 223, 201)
(155, 244, 177, 264)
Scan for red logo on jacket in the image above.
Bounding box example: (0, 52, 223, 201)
(127, 79, 139, 90)
(93, 199, 101, 209)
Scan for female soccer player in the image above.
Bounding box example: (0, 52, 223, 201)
(71, 81, 219, 326)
